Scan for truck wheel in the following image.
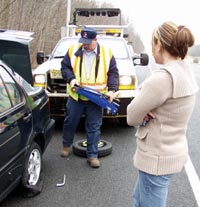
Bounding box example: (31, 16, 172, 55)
(72, 139, 112, 157)
(19, 142, 43, 197)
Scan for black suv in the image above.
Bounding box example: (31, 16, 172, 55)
(0, 60, 55, 200)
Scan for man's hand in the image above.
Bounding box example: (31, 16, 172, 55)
(106, 91, 115, 103)
(70, 79, 79, 88)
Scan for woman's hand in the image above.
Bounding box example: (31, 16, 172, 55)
(141, 111, 156, 126)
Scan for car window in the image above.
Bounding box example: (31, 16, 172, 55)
(5, 81, 21, 106)
(0, 40, 33, 85)
(0, 68, 22, 113)
(0, 77, 12, 113)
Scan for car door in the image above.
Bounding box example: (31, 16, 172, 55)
(0, 39, 34, 85)
(0, 66, 32, 197)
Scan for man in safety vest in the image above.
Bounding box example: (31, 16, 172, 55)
(60, 28, 119, 168)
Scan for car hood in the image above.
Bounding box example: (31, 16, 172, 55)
(33, 58, 136, 76)
(33, 58, 62, 74)
(116, 59, 136, 76)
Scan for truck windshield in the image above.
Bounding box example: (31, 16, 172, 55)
(52, 37, 129, 59)
(98, 38, 129, 59)
(53, 38, 78, 58)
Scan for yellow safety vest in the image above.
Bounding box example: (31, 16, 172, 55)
(67, 44, 112, 101)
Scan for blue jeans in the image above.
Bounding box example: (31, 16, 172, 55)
(133, 170, 173, 207)
(62, 97, 103, 158)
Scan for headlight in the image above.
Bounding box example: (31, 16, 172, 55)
(120, 76, 132, 85)
(119, 75, 137, 90)
(33, 74, 46, 88)
(34, 74, 45, 84)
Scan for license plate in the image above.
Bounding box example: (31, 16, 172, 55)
(50, 69, 62, 79)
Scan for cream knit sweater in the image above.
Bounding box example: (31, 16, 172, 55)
(127, 60, 199, 175)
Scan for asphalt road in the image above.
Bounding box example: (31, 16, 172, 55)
(0, 63, 199, 207)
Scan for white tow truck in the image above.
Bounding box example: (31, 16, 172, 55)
(33, 8, 148, 125)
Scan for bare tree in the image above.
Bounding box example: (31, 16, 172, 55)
(0, 0, 144, 68)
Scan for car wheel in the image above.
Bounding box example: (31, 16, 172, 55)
(72, 139, 112, 157)
(20, 142, 43, 197)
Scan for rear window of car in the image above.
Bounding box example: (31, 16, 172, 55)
(0, 68, 22, 114)
(0, 40, 33, 85)
(0, 77, 12, 113)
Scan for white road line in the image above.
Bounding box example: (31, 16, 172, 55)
(184, 156, 200, 207)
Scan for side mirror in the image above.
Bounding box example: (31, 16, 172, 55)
(36, 51, 45, 64)
(133, 53, 149, 66)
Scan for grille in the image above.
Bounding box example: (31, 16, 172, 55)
(46, 72, 66, 93)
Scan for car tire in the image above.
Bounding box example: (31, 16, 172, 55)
(19, 142, 43, 198)
(72, 139, 112, 158)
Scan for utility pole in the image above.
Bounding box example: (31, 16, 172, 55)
(66, 0, 71, 36)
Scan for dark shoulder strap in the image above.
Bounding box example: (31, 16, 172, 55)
(95, 44, 100, 80)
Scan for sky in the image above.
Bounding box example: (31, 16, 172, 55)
(97, 0, 200, 53)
